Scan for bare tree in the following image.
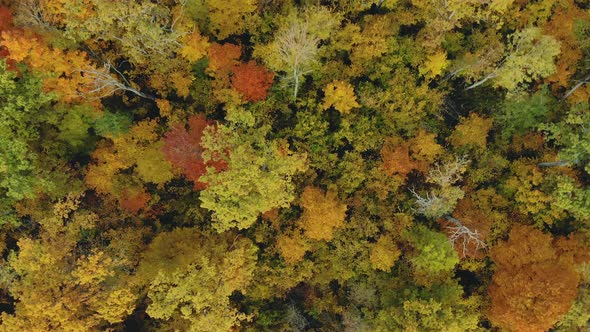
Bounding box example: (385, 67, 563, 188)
(80, 62, 154, 100)
(410, 156, 470, 218)
(275, 22, 320, 99)
(444, 215, 486, 258)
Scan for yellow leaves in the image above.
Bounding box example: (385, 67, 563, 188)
(410, 129, 443, 164)
(85, 120, 174, 197)
(206, 0, 257, 39)
(277, 233, 310, 264)
(421, 51, 449, 79)
(300, 187, 348, 241)
(156, 98, 173, 118)
(0, 30, 94, 103)
(170, 70, 193, 98)
(73, 251, 114, 285)
(94, 288, 137, 324)
(489, 0, 514, 13)
(449, 113, 493, 148)
(135, 143, 174, 185)
(370, 235, 401, 271)
(322, 80, 360, 114)
(179, 30, 209, 63)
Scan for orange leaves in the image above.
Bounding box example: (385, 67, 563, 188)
(488, 225, 581, 332)
(0, 29, 94, 103)
(119, 188, 151, 214)
(300, 187, 348, 241)
(380, 130, 443, 178)
(230, 61, 274, 102)
(543, 4, 588, 91)
(207, 43, 241, 77)
(439, 198, 491, 259)
(381, 139, 414, 177)
(206, 43, 274, 103)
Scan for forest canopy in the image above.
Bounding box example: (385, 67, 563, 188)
(0, 0, 589, 331)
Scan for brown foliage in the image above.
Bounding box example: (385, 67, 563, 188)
(439, 198, 491, 259)
(119, 188, 151, 214)
(488, 225, 581, 332)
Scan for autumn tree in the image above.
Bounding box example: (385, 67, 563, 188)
(488, 225, 581, 332)
(230, 61, 275, 102)
(135, 228, 257, 332)
(465, 27, 561, 90)
(206, 0, 257, 39)
(411, 157, 469, 219)
(299, 186, 348, 241)
(85, 119, 174, 206)
(0, 194, 137, 331)
(199, 110, 307, 232)
(322, 80, 360, 114)
(449, 113, 493, 149)
(162, 115, 222, 190)
(254, 7, 341, 98)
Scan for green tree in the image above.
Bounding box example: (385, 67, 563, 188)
(199, 108, 307, 232)
(0, 60, 55, 200)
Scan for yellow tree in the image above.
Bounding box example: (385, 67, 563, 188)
(300, 186, 348, 241)
(0, 194, 137, 331)
(206, 0, 257, 39)
(135, 228, 257, 332)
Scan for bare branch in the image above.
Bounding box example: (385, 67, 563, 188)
(444, 215, 487, 258)
(79, 63, 154, 100)
(561, 75, 590, 102)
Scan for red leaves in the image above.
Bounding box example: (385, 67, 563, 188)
(0, 7, 13, 33)
(0, 6, 15, 68)
(162, 115, 226, 190)
(230, 61, 275, 102)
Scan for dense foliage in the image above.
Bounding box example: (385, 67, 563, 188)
(0, 0, 589, 331)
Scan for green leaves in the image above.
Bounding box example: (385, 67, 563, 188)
(0, 60, 55, 200)
(403, 225, 459, 283)
(494, 28, 561, 90)
(93, 110, 132, 138)
(199, 120, 307, 232)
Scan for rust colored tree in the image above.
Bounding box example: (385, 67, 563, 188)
(162, 115, 225, 190)
(230, 61, 274, 102)
(488, 225, 581, 332)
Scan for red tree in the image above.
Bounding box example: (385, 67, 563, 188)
(230, 61, 274, 102)
(162, 115, 226, 190)
(0, 6, 15, 67)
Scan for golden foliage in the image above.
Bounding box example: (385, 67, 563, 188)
(300, 187, 348, 241)
(322, 80, 360, 114)
(277, 232, 310, 264)
(449, 113, 493, 148)
(179, 30, 209, 63)
(488, 225, 581, 332)
(369, 234, 401, 271)
(420, 51, 449, 79)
